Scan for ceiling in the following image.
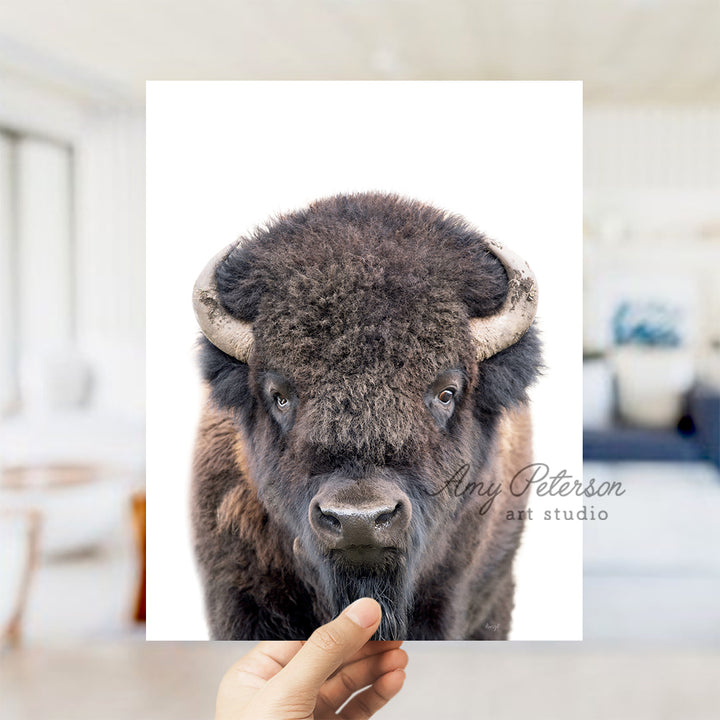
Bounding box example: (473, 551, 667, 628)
(0, 0, 719, 106)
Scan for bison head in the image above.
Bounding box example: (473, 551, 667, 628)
(194, 193, 540, 639)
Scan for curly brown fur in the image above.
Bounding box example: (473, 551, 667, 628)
(192, 192, 541, 640)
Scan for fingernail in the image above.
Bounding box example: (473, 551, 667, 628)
(344, 598, 380, 628)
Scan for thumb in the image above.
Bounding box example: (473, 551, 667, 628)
(265, 598, 381, 704)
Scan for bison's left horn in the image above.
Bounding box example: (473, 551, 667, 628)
(470, 241, 538, 362)
(193, 243, 255, 363)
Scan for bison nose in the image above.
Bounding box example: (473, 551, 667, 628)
(309, 499, 410, 550)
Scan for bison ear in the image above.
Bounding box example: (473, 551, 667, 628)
(199, 335, 256, 417)
(474, 323, 542, 420)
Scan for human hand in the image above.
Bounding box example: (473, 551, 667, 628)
(215, 598, 408, 719)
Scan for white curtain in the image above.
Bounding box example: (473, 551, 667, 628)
(74, 112, 145, 416)
(0, 133, 17, 414)
(16, 138, 73, 358)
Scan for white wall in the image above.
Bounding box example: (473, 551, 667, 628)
(584, 105, 720, 376)
(586, 106, 720, 193)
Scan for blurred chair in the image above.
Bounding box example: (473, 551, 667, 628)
(131, 492, 146, 623)
(0, 509, 40, 649)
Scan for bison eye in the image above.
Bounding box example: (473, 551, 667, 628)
(273, 393, 289, 410)
(425, 371, 465, 429)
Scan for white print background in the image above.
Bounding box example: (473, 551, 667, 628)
(146, 81, 583, 641)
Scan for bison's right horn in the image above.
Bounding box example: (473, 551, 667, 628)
(193, 243, 254, 363)
(470, 240, 538, 362)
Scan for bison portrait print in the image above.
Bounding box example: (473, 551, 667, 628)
(191, 192, 541, 640)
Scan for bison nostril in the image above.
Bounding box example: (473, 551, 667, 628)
(316, 507, 342, 534)
(320, 511, 342, 531)
(375, 503, 401, 527)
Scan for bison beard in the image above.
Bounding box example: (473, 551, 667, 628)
(191, 192, 542, 640)
(317, 554, 411, 641)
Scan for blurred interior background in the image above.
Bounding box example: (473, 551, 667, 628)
(583, 104, 720, 643)
(1, 1, 719, 718)
(0, 13, 146, 649)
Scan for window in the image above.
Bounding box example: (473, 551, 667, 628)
(0, 129, 74, 415)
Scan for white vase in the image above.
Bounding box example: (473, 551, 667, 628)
(613, 346, 694, 428)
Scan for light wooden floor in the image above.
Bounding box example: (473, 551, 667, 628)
(584, 461, 720, 643)
(2, 640, 720, 719)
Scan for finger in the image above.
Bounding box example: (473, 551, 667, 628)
(233, 634, 400, 689)
(265, 598, 381, 703)
(223, 641, 304, 687)
(337, 669, 406, 720)
(248, 639, 403, 684)
(326, 640, 404, 679)
(249, 641, 305, 674)
(320, 648, 408, 711)
(315, 648, 408, 717)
